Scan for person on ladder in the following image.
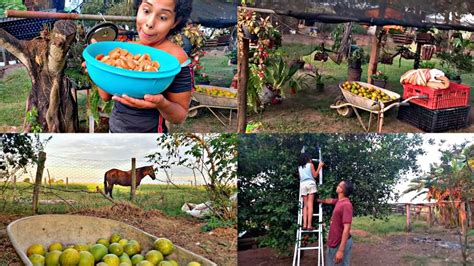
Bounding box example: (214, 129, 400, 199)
(318, 180, 354, 266)
(298, 152, 324, 230)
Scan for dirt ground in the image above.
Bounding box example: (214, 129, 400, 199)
(0, 203, 236, 266)
(246, 83, 474, 133)
(238, 227, 472, 266)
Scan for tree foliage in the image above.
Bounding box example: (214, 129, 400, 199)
(0, 134, 50, 178)
(147, 133, 237, 222)
(238, 133, 425, 254)
(405, 141, 474, 264)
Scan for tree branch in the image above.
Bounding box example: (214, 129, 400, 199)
(0, 28, 30, 69)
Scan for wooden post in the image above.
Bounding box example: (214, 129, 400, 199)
(47, 169, 52, 188)
(414, 42, 422, 69)
(32, 151, 46, 214)
(460, 201, 467, 234)
(428, 205, 432, 227)
(237, 36, 249, 133)
(66, 177, 68, 187)
(406, 203, 412, 232)
(130, 158, 136, 200)
(13, 174, 16, 192)
(367, 26, 382, 84)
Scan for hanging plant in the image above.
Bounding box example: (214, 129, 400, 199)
(171, 23, 205, 56)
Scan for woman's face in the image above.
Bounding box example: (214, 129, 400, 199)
(136, 0, 178, 46)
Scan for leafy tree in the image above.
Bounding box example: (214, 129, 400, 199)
(1, 134, 47, 177)
(238, 133, 425, 254)
(406, 141, 474, 265)
(147, 133, 237, 222)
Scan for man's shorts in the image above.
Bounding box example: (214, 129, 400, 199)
(300, 180, 317, 196)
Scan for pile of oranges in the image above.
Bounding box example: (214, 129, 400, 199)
(341, 81, 397, 102)
(95, 48, 160, 72)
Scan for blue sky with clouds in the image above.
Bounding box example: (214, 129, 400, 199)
(25, 134, 206, 185)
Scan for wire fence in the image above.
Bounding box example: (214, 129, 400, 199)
(20, 153, 201, 186)
(1, 151, 208, 215)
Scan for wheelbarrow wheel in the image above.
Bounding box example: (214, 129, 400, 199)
(188, 100, 202, 118)
(335, 96, 354, 117)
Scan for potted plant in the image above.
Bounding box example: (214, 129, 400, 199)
(371, 71, 388, 88)
(347, 48, 366, 81)
(438, 34, 473, 83)
(264, 56, 300, 96)
(314, 70, 325, 92)
(348, 48, 366, 69)
(195, 72, 210, 85)
(269, 27, 282, 49)
(226, 49, 237, 65)
(415, 28, 434, 44)
(389, 28, 414, 45)
(172, 23, 205, 56)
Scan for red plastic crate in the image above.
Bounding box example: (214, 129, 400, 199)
(402, 82, 470, 110)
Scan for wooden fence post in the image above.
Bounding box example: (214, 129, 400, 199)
(406, 203, 412, 232)
(66, 177, 69, 187)
(367, 26, 382, 83)
(460, 201, 467, 234)
(237, 34, 249, 133)
(428, 205, 432, 227)
(130, 158, 136, 200)
(32, 151, 46, 214)
(13, 174, 16, 193)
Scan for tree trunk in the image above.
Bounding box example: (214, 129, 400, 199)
(0, 20, 78, 132)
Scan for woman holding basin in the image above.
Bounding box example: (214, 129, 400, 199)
(85, 0, 193, 133)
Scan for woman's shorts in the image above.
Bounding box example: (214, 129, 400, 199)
(300, 180, 317, 196)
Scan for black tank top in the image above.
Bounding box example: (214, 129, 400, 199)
(109, 63, 193, 133)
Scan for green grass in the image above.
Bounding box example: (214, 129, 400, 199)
(200, 54, 236, 88)
(0, 182, 209, 217)
(352, 215, 429, 236)
(0, 68, 31, 128)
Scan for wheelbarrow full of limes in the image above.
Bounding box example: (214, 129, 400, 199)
(7, 215, 216, 266)
(330, 81, 427, 133)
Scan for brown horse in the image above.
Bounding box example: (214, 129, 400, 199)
(104, 165, 156, 198)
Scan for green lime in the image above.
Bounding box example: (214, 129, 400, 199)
(27, 244, 46, 256)
(145, 250, 163, 265)
(110, 233, 122, 243)
(45, 250, 61, 266)
(78, 251, 95, 266)
(154, 238, 174, 256)
(29, 254, 45, 265)
(59, 248, 80, 266)
(89, 244, 108, 262)
(103, 254, 120, 266)
(48, 242, 63, 252)
(109, 243, 123, 256)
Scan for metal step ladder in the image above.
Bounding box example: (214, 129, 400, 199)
(293, 147, 324, 266)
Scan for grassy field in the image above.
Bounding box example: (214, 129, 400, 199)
(0, 182, 210, 217)
(200, 52, 236, 88)
(0, 68, 31, 130)
(352, 215, 429, 236)
(352, 214, 474, 243)
(0, 52, 235, 132)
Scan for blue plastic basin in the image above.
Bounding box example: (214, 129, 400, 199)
(83, 41, 180, 98)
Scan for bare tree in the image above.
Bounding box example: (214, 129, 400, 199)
(0, 20, 78, 132)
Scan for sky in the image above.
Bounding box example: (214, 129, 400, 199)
(394, 133, 474, 204)
(21, 134, 208, 185)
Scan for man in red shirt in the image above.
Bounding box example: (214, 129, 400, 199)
(317, 180, 354, 266)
